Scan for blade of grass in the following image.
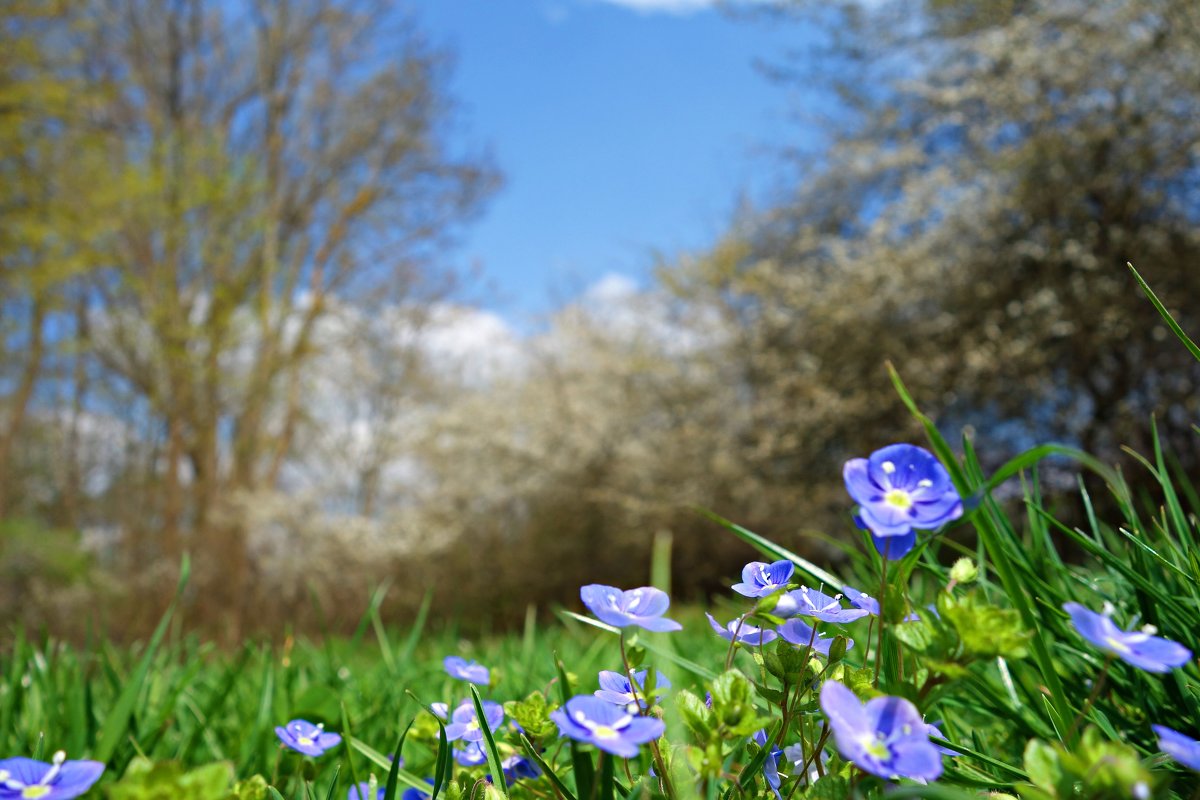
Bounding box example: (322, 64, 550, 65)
(558, 611, 716, 681)
(555, 653, 594, 798)
(1128, 263, 1200, 362)
(469, 685, 509, 799)
(347, 737, 427, 792)
(397, 590, 434, 664)
(381, 719, 414, 800)
(696, 508, 843, 588)
(94, 554, 190, 764)
(519, 733, 578, 800)
(887, 363, 1075, 743)
(323, 764, 343, 800)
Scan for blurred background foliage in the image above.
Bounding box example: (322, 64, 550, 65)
(1, 0, 1198, 638)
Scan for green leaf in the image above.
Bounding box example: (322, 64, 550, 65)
(709, 671, 770, 738)
(939, 591, 1031, 659)
(230, 775, 269, 800)
(675, 689, 715, 739)
(107, 758, 233, 800)
(503, 691, 557, 739)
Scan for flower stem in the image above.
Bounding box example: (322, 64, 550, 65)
(1066, 655, 1113, 742)
(620, 632, 677, 800)
(725, 613, 750, 671)
(874, 557, 888, 688)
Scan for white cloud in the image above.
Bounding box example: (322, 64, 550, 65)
(588, 0, 720, 15)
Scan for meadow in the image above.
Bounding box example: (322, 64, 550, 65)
(4, 272, 1200, 800)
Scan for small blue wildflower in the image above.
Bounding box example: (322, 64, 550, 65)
(777, 618, 853, 656)
(501, 754, 541, 785)
(549, 695, 664, 757)
(820, 680, 943, 782)
(580, 585, 682, 632)
(429, 702, 449, 720)
(347, 783, 383, 800)
(779, 586, 870, 624)
(275, 719, 342, 756)
(1063, 602, 1192, 673)
(782, 743, 829, 782)
(400, 779, 434, 800)
(0, 751, 104, 800)
(842, 586, 880, 616)
(925, 722, 957, 757)
(453, 741, 487, 767)
(443, 656, 490, 685)
(595, 669, 671, 710)
(751, 730, 783, 800)
(840, 586, 919, 621)
(732, 560, 794, 598)
(445, 700, 505, 743)
(1153, 725, 1200, 771)
(844, 444, 963, 559)
(706, 613, 779, 645)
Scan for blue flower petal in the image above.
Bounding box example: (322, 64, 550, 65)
(871, 530, 916, 560)
(1153, 725, 1200, 771)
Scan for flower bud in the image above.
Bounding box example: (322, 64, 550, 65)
(950, 558, 978, 585)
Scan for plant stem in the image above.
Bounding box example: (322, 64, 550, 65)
(620, 632, 677, 800)
(874, 557, 889, 687)
(1066, 655, 1113, 742)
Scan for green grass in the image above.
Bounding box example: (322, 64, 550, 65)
(6, 272, 1200, 799)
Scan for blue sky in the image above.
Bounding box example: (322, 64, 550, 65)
(410, 0, 818, 324)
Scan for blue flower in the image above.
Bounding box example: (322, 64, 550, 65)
(1063, 602, 1192, 673)
(400, 779, 434, 800)
(819, 680, 943, 782)
(429, 702, 449, 720)
(844, 444, 963, 559)
(595, 669, 671, 710)
(706, 613, 778, 645)
(778, 587, 870, 624)
(347, 783, 384, 800)
(549, 695, 665, 758)
(751, 731, 783, 800)
(0, 752, 104, 800)
(842, 586, 880, 616)
(925, 722, 957, 757)
(777, 619, 854, 656)
(453, 741, 487, 767)
(500, 755, 541, 785)
(445, 700, 505, 743)
(580, 585, 682, 632)
(1153, 725, 1200, 771)
(732, 560, 794, 598)
(443, 656, 490, 685)
(275, 719, 342, 756)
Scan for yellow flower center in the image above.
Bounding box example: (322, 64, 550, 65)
(298, 736, 314, 746)
(860, 733, 890, 760)
(1104, 636, 1131, 655)
(884, 489, 912, 509)
(590, 725, 620, 740)
(22, 787, 51, 799)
